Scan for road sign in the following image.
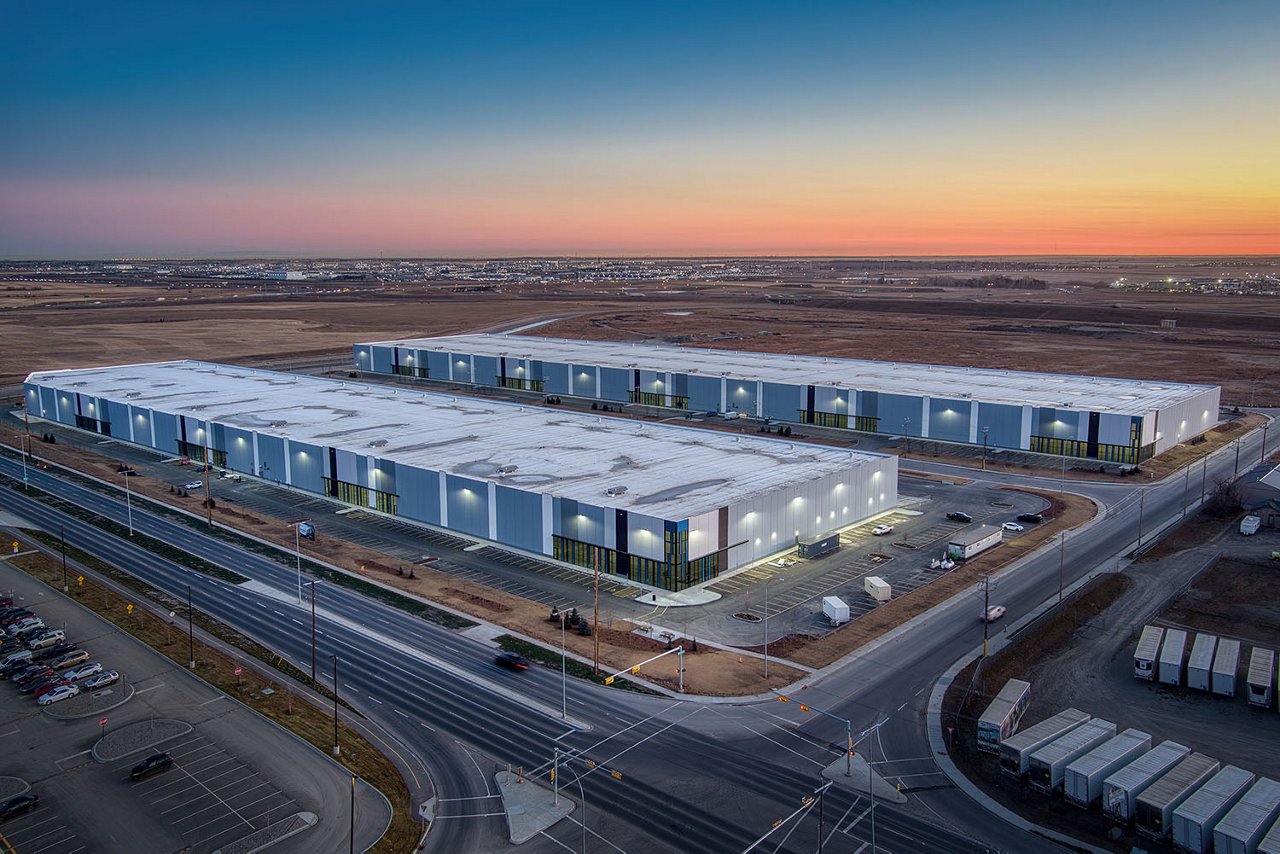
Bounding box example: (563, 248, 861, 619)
(126, 604, 134, 615)
(77, 576, 84, 586)
(604, 676, 615, 685)
(99, 717, 108, 727)
(234, 666, 242, 676)
(10, 541, 17, 554)
(630, 665, 641, 674)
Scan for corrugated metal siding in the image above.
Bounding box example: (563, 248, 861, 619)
(444, 474, 488, 538)
(495, 485, 545, 553)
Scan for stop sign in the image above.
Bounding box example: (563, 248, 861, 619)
(99, 717, 108, 727)
(234, 667, 242, 675)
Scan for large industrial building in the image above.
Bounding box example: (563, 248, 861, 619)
(24, 362, 897, 591)
(354, 334, 1221, 465)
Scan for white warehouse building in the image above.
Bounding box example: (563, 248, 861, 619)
(354, 334, 1221, 465)
(24, 361, 897, 592)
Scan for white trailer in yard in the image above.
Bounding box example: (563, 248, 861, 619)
(821, 596, 849, 626)
(1028, 717, 1116, 793)
(1135, 752, 1221, 840)
(863, 576, 891, 603)
(1187, 634, 1218, 691)
(1214, 777, 1280, 854)
(999, 708, 1090, 778)
(1173, 765, 1256, 854)
(1161, 629, 1189, 686)
(976, 678, 1031, 754)
(1214, 639, 1242, 697)
(946, 527, 1002, 560)
(1065, 728, 1153, 808)
(1248, 648, 1276, 708)
(1135, 625, 1165, 680)
(1103, 740, 1191, 823)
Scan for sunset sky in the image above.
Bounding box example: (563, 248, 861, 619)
(2, 1, 1277, 257)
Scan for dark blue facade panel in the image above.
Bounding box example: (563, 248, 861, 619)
(495, 485, 544, 553)
(761, 382, 800, 421)
(289, 441, 324, 493)
(335, 449, 358, 483)
(105, 401, 131, 436)
(570, 364, 597, 398)
(473, 355, 498, 387)
(225, 427, 255, 472)
(1035, 407, 1081, 439)
(372, 459, 396, 495)
(725, 379, 756, 415)
(256, 435, 285, 482)
(877, 393, 922, 435)
(445, 474, 488, 538)
(152, 413, 180, 454)
(131, 407, 154, 448)
(397, 467, 441, 525)
(928, 399, 971, 443)
(371, 345, 394, 374)
(687, 376, 721, 412)
(556, 497, 607, 545)
(427, 351, 450, 379)
(599, 368, 630, 402)
(975, 403, 1023, 449)
(542, 362, 570, 395)
(448, 354, 473, 384)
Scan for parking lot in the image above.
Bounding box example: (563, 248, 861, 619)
(0, 559, 385, 853)
(118, 733, 301, 850)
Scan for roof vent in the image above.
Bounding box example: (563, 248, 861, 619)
(368, 439, 388, 448)
(126, 392, 142, 399)
(498, 464, 518, 474)
(270, 420, 288, 428)
(605, 485, 628, 496)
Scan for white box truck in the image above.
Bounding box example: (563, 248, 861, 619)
(1188, 634, 1218, 691)
(1214, 777, 1280, 854)
(863, 576, 891, 603)
(821, 596, 849, 626)
(1248, 648, 1276, 708)
(1214, 639, 1242, 697)
(1065, 729, 1153, 808)
(946, 527, 1002, 560)
(1160, 629, 1189, 686)
(1103, 740, 1191, 823)
(977, 678, 1031, 754)
(999, 708, 1090, 778)
(1136, 752, 1221, 840)
(1173, 765, 1256, 854)
(1028, 717, 1116, 793)
(1241, 515, 1261, 535)
(1135, 625, 1166, 680)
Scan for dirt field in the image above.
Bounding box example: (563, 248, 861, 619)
(4, 275, 1279, 407)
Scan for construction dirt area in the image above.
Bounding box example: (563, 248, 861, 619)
(942, 512, 1280, 853)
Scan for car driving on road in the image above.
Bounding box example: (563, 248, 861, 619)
(983, 605, 1007, 623)
(496, 652, 530, 671)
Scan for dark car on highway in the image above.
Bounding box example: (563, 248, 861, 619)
(0, 793, 38, 821)
(946, 511, 973, 523)
(496, 652, 530, 671)
(130, 752, 174, 781)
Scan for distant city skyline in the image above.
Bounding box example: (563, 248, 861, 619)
(2, 1, 1277, 258)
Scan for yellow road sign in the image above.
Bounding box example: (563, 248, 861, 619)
(630, 665, 641, 674)
(604, 676, 615, 685)
(126, 604, 134, 615)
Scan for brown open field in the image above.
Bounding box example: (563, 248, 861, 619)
(4, 272, 1276, 405)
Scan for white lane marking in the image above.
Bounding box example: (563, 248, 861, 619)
(135, 683, 164, 694)
(199, 695, 226, 706)
(420, 721, 436, 733)
(539, 830, 576, 853)
(393, 709, 409, 718)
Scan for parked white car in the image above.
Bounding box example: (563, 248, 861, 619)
(1002, 522, 1025, 533)
(83, 670, 120, 690)
(182, 481, 204, 490)
(872, 524, 894, 536)
(37, 684, 79, 705)
(63, 662, 103, 682)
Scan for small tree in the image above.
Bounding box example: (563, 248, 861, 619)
(1204, 477, 1243, 518)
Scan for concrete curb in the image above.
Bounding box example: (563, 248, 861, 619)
(0, 776, 30, 800)
(91, 719, 194, 763)
(43, 681, 136, 721)
(213, 811, 318, 854)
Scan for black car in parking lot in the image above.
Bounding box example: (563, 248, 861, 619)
(34, 642, 78, 663)
(0, 793, 38, 821)
(946, 511, 973, 523)
(1016, 513, 1044, 523)
(130, 752, 174, 781)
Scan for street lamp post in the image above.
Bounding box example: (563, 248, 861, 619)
(332, 655, 341, 756)
(560, 610, 568, 720)
(187, 584, 195, 669)
(1182, 463, 1191, 518)
(763, 578, 772, 679)
(310, 579, 318, 684)
(1262, 421, 1270, 466)
(1136, 490, 1146, 552)
(350, 774, 356, 854)
(60, 523, 68, 593)
(123, 470, 134, 536)
(290, 520, 311, 604)
(981, 426, 989, 471)
(1058, 531, 1065, 603)
(18, 433, 28, 490)
(902, 417, 910, 456)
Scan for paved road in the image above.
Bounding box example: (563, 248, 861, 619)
(0, 412, 1271, 852)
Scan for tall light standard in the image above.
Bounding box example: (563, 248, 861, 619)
(902, 417, 911, 456)
(332, 655, 341, 756)
(1058, 531, 1066, 603)
(1182, 463, 1191, 518)
(18, 432, 29, 490)
(1136, 490, 1146, 552)
(289, 520, 311, 604)
(60, 523, 68, 593)
(981, 426, 990, 471)
(1262, 421, 1271, 466)
(187, 584, 195, 669)
(559, 609, 568, 720)
(763, 578, 772, 679)
(122, 469, 134, 536)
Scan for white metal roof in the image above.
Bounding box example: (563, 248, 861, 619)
(359, 333, 1219, 416)
(26, 361, 886, 520)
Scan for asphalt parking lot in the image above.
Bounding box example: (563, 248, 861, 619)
(0, 560, 389, 853)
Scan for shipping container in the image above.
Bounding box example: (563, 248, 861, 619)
(1258, 815, 1280, 854)
(1173, 765, 1256, 854)
(821, 596, 849, 626)
(1214, 777, 1280, 854)
(1187, 634, 1218, 691)
(977, 678, 1031, 754)
(1135, 625, 1166, 680)
(1066, 729, 1153, 808)
(1135, 752, 1220, 840)
(1214, 639, 1242, 697)
(1160, 629, 1189, 686)
(863, 576, 891, 603)
(1248, 648, 1276, 708)
(946, 527, 1003, 560)
(999, 708, 1090, 778)
(1103, 740, 1191, 822)
(798, 532, 839, 559)
(1029, 718, 1116, 793)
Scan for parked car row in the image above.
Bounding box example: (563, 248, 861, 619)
(0, 605, 119, 707)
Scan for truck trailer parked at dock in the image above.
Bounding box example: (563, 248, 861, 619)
(977, 679, 1031, 755)
(1187, 634, 1218, 691)
(1248, 648, 1276, 709)
(1161, 629, 1189, 686)
(1000, 708, 1090, 778)
(1135, 625, 1165, 680)
(1029, 718, 1116, 794)
(1172, 765, 1256, 854)
(1103, 740, 1191, 823)
(1065, 729, 1153, 808)
(1135, 752, 1220, 841)
(1214, 639, 1242, 697)
(1213, 777, 1280, 854)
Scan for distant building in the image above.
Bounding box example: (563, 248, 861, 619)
(354, 334, 1222, 464)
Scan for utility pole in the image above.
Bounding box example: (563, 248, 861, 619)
(902, 417, 910, 456)
(202, 438, 213, 527)
(1235, 438, 1241, 476)
(60, 523, 68, 593)
(187, 584, 195, 669)
(311, 579, 318, 684)
(1136, 490, 1146, 552)
(1058, 531, 1065, 603)
(332, 655, 341, 756)
(1182, 463, 1191, 518)
(560, 610, 567, 720)
(1200, 454, 1208, 504)
(764, 578, 771, 679)
(123, 469, 134, 536)
(1262, 421, 1270, 466)
(592, 553, 600, 674)
(981, 426, 989, 471)
(981, 574, 991, 657)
